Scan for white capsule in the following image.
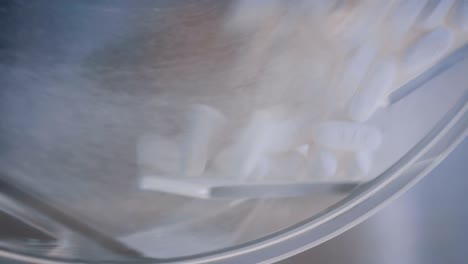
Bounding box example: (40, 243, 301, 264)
(313, 121, 383, 152)
(250, 157, 272, 180)
(349, 59, 397, 122)
(452, 0, 468, 31)
(307, 149, 337, 178)
(318, 150, 338, 178)
(242, 150, 309, 181)
(180, 104, 226, 177)
(345, 151, 374, 180)
(420, 0, 455, 29)
(214, 110, 299, 179)
(296, 144, 310, 156)
(269, 119, 304, 153)
(338, 43, 377, 100)
(389, 0, 428, 38)
(403, 27, 454, 75)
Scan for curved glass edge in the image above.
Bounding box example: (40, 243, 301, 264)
(193, 91, 468, 264)
(165, 90, 468, 263)
(0, 87, 465, 264)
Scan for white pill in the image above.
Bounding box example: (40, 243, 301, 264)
(349, 59, 397, 122)
(214, 110, 297, 178)
(403, 27, 454, 75)
(453, 0, 468, 31)
(318, 150, 338, 177)
(181, 104, 226, 177)
(269, 119, 304, 153)
(338, 43, 377, 100)
(244, 151, 308, 181)
(420, 0, 455, 29)
(313, 121, 383, 152)
(389, 0, 428, 38)
(307, 149, 337, 178)
(345, 151, 374, 179)
(250, 157, 272, 180)
(296, 144, 310, 156)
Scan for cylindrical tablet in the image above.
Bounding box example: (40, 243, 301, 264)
(214, 109, 298, 179)
(307, 148, 338, 179)
(296, 144, 310, 156)
(343, 151, 374, 180)
(338, 43, 377, 101)
(318, 150, 338, 178)
(181, 104, 226, 177)
(349, 59, 397, 122)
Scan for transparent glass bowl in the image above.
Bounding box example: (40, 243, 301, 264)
(0, 1, 467, 263)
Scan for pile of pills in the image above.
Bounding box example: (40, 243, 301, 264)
(139, 0, 468, 194)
